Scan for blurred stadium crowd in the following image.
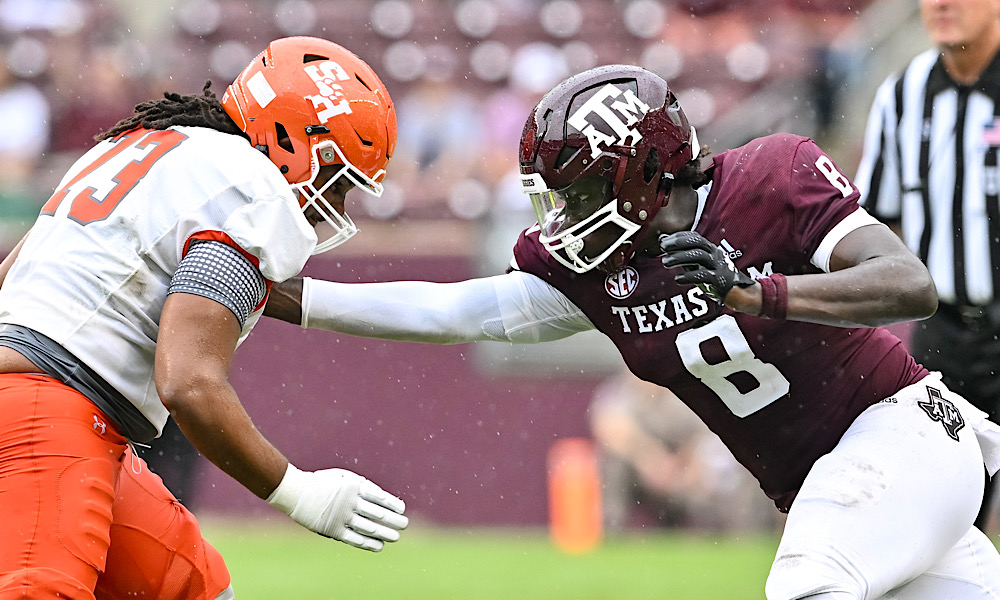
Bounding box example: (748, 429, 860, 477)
(0, 0, 918, 533)
(0, 0, 876, 245)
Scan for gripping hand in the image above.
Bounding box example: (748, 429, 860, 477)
(268, 463, 409, 552)
(659, 231, 754, 304)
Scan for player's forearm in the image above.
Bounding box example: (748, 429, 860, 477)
(793, 256, 937, 327)
(269, 273, 589, 345)
(727, 256, 937, 327)
(157, 292, 288, 499)
(264, 276, 304, 325)
(163, 379, 288, 499)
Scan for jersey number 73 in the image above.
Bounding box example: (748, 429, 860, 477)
(40, 129, 188, 225)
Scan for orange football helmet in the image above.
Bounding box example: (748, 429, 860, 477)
(223, 36, 397, 253)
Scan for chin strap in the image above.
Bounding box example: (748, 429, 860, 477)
(659, 172, 674, 207)
(610, 147, 633, 198)
(600, 240, 633, 273)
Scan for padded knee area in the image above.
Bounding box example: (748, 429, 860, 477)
(94, 451, 231, 600)
(95, 520, 230, 600)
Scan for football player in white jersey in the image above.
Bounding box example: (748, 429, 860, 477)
(0, 37, 407, 600)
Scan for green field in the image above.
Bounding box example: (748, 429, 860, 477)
(205, 520, 780, 600)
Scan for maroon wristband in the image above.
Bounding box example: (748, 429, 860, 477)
(758, 273, 788, 320)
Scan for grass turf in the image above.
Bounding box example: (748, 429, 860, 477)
(205, 520, 780, 599)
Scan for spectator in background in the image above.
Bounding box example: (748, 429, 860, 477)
(589, 370, 777, 534)
(0, 47, 49, 223)
(136, 416, 204, 508)
(47, 44, 145, 153)
(391, 78, 485, 217)
(854, 0, 1000, 533)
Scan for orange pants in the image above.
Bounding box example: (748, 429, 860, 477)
(0, 374, 230, 600)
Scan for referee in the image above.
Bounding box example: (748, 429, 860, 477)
(855, 0, 1000, 532)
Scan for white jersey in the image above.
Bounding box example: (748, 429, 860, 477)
(0, 126, 316, 434)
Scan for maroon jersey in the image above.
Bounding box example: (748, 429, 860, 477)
(512, 134, 927, 510)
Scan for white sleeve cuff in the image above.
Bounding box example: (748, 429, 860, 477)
(810, 207, 883, 273)
(267, 462, 304, 514)
(300, 277, 314, 328)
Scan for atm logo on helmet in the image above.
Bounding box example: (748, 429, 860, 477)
(304, 61, 353, 122)
(605, 266, 640, 299)
(568, 84, 650, 159)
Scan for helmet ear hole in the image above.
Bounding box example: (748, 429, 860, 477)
(555, 145, 580, 170)
(643, 148, 659, 183)
(355, 74, 373, 91)
(275, 123, 294, 153)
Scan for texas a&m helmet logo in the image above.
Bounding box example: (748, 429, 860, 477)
(567, 84, 650, 159)
(605, 266, 639, 299)
(918, 386, 965, 441)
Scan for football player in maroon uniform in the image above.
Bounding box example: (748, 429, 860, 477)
(265, 65, 1000, 599)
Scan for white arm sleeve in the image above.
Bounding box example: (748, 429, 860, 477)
(301, 271, 594, 345)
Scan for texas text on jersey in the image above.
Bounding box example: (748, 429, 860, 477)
(512, 133, 926, 510)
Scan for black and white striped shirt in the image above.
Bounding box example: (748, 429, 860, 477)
(855, 48, 1000, 306)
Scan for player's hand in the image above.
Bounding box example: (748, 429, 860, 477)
(267, 463, 408, 551)
(659, 231, 755, 304)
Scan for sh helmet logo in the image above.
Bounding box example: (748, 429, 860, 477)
(304, 62, 353, 122)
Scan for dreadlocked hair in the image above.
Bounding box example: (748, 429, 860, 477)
(96, 81, 248, 142)
(674, 143, 713, 189)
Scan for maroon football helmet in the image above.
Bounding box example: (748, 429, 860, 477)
(519, 65, 697, 273)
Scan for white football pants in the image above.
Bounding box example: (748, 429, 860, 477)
(766, 372, 1000, 600)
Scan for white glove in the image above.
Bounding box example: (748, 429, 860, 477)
(267, 463, 408, 551)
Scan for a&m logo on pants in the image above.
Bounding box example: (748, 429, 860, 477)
(918, 387, 965, 441)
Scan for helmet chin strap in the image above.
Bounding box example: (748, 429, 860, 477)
(610, 148, 631, 198)
(598, 240, 633, 274)
(659, 172, 674, 207)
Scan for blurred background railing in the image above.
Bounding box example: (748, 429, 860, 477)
(0, 0, 928, 530)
